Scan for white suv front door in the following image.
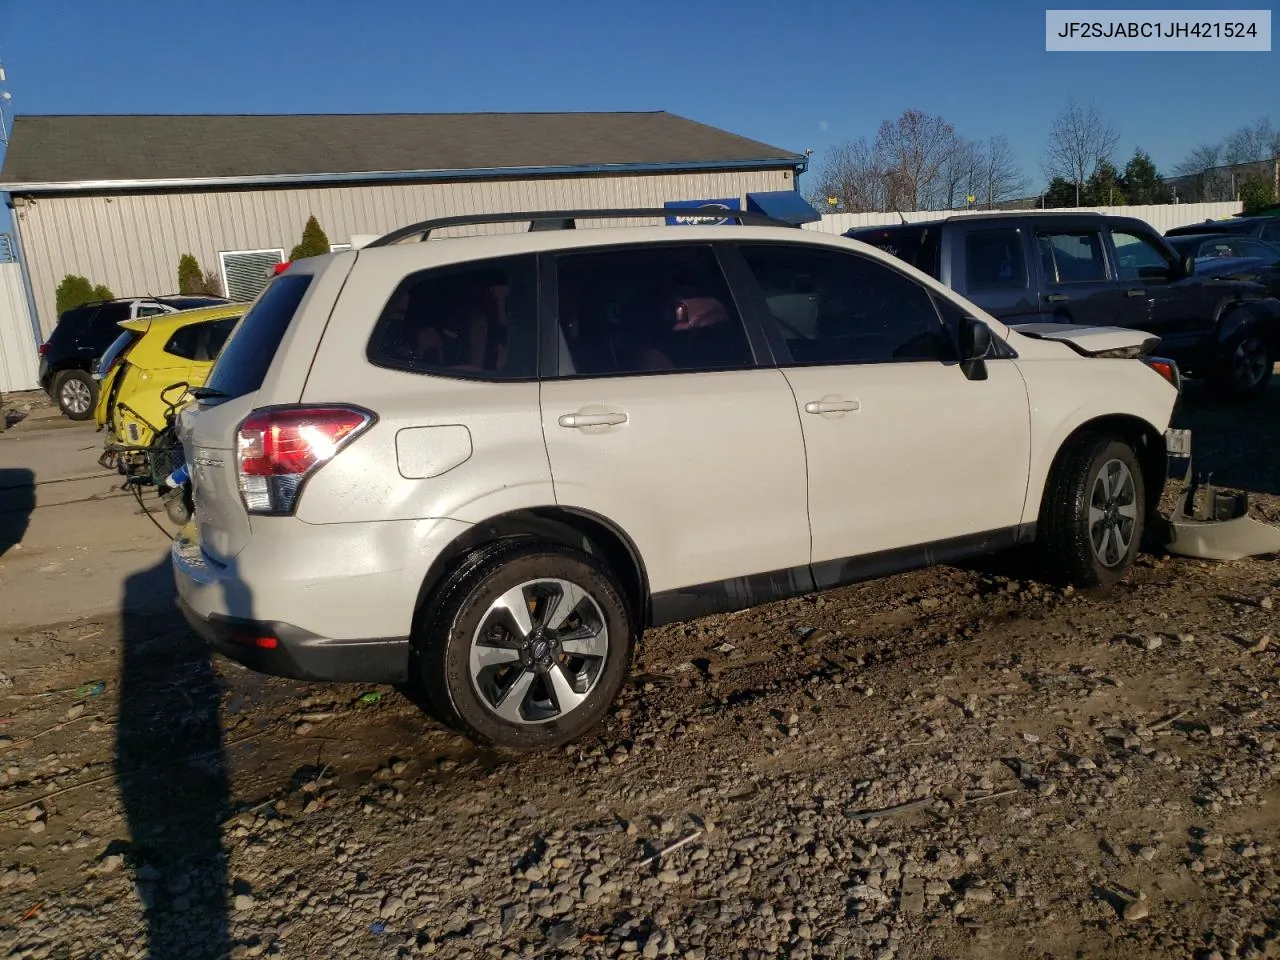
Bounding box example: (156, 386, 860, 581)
(734, 242, 1033, 583)
(539, 243, 812, 603)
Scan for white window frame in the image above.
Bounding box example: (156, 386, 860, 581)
(217, 247, 286, 299)
(329, 242, 352, 253)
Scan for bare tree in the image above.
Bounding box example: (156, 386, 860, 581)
(1225, 117, 1278, 164)
(875, 109, 958, 210)
(937, 137, 981, 209)
(977, 135, 1028, 208)
(807, 137, 887, 213)
(1043, 98, 1120, 207)
(1173, 143, 1231, 202)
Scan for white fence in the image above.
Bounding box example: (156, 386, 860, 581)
(0, 261, 39, 394)
(803, 201, 1244, 236)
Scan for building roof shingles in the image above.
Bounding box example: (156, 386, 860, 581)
(0, 111, 802, 188)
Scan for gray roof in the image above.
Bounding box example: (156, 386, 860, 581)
(0, 111, 802, 191)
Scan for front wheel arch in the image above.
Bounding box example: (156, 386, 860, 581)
(1038, 415, 1167, 537)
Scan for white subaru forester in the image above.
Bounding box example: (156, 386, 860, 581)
(173, 207, 1183, 751)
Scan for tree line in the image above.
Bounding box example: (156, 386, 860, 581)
(808, 100, 1278, 214)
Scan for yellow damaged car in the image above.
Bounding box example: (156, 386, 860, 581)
(95, 302, 246, 483)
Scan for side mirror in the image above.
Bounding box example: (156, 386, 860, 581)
(958, 316, 991, 381)
(1177, 255, 1195, 279)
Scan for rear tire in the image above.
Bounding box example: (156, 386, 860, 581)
(1037, 433, 1146, 589)
(1209, 323, 1273, 401)
(416, 539, 635, 751)
(54, 370, 97, 421)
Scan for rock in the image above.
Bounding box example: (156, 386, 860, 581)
(1122, 900, 1149, 921)
(294, 722, 313, 736)
(380, 895, 404, 919)
(234, 894, 255, 912)
(1260, 596, 1274, 611)
(23, 806, 42, 822)
(963, 887, 994, 904)
(28, 820, 45, 834)
(1141, 636, 1162, 651)
(65, 704, 85, 721)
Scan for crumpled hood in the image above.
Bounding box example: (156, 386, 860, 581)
(1008, 322, 1158, 357)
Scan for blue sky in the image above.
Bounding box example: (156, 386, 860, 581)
(0, 0, 1275, 206)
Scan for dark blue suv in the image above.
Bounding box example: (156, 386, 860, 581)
(848, 212, 1280, 400)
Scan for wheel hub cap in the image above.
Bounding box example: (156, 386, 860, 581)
(469, 578, 609, 725)
(1089, 458, 1138, 569)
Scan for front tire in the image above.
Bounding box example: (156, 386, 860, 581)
(54, 370, 97, 420)
(1037, 434, 1146, 589)
(1210, 324, 1273, 401)
(417, 539, 635, 751)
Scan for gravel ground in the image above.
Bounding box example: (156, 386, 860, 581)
(0, 382, 1278, 960)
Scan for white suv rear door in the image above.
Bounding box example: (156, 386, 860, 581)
(539, 242, 811, 600)
(730, 241, 1032, 584)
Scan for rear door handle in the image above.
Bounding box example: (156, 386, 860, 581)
(804, 399, 861, 415)
(1045, 293, 1070, 303)
(558, 411, 628, 428)
(1125, 288, 1146, 298)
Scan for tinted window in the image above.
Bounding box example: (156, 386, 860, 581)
(368, 255, 537, 379)
(201, 317, 239, 361)
(1110, 229, 1173, 281)
(1200, 237, 1243, 258)
(849, 226, 941, 277)
(555, 245, 752, 377)
(87, 303, 132, 348)
(740, 243, 955, 365)
(964, 230, 1027, 290)
(1038, 230, 1108, 283)
(164, 325, 200, 360)
(136, 305, 167, 318)
(1260, 223, 1280, 244)
(205, 275, 311, 399)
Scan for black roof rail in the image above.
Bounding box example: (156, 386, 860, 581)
(365, 206, 795, 247)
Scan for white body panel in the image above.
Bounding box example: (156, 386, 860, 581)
(781, 358, 1031, 562)
(540, 369, 810, 592)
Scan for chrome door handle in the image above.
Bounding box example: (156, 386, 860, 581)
(1045, 293, 1069, 303)
(558, 411, 628, 428)
(804, 399, 861, 414)
(1125, 288, 1146, 298)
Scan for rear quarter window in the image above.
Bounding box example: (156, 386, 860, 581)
(848, 227, 941, 278)
(203, 275, 311, 399)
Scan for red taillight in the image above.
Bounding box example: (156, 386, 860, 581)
(236, 406, 373, 514)
(1142, 356, 1182, 392)
(38, 343, 48, 355)
(273, 261, 292, 275)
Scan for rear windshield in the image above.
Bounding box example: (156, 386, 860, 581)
(848, 226, 941, 278)
(203, 275, 311, 399)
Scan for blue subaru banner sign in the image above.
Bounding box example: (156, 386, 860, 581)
(664, 198, 742, 226)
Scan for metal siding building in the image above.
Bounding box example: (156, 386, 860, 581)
(0, 112, 808, 337)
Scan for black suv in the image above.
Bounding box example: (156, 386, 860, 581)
(38, 295, 228, 419)
(1165, 211, 1280, 244)
(847, 212, 1280, 399)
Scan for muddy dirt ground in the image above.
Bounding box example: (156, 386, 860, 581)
(0, 382, 1278, 960)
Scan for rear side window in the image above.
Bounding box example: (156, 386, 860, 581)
(164, 325, 200, 360)
(1037, 229, 1108, 283)
(849, 227, 941, 278)
(964, 230, 1027, 290)
(204, 275, 311, 399)
(201, 317, 239, 360)
(368, 255, 538, 380)
(554, 244, 753, 377)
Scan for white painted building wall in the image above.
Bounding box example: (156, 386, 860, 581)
(0, 261, 38, 393)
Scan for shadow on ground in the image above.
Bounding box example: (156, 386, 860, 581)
(114, 559, 232, 959)
(0, 467, 35, 558)
(1171, 377, 1280, 496)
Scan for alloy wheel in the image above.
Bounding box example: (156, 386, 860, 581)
(1232, 337, 1270, 390)
(468, 578, 609, 724)
(1088, 458, 1137, 568)
(60, 378, 92, 415)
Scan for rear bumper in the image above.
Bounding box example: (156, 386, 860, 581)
(177, 595, 410, 683)
(171, 514, 471, 683)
